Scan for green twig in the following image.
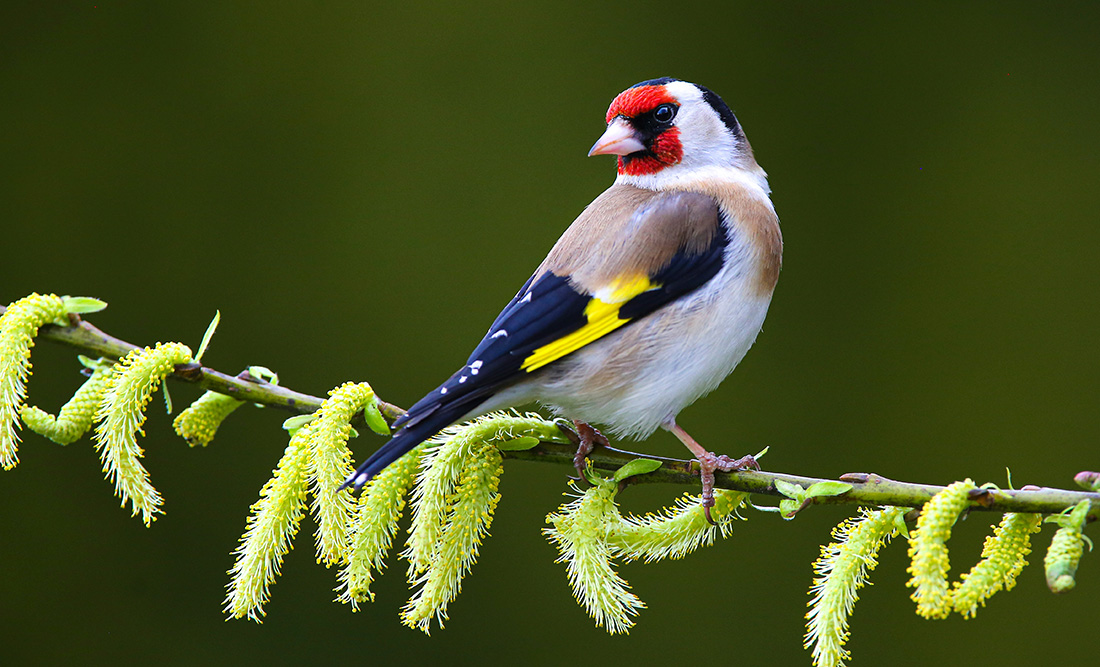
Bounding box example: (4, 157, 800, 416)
(17, 307, 405, 422)
(12, 305, 1098, 520)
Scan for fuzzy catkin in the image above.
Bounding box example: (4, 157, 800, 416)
(806, 507, 907, 667)
(21, 360, 114, 445)
(0, 293, 68, 468)
(338, 444, 424, 608)
(225, 427, 313, 621)
(172, 390, 245, 447)
(906, 479, 975, 619)
(952, 513, 1041, 617)
(93, 342, 193, 525)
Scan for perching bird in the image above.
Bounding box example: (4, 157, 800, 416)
(345, 77, 782, 516)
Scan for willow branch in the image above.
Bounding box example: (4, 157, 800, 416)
(14, 306, 1098, 520)
(17, 308, 405, 422)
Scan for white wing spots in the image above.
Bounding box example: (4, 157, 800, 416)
(459, 375, 467, 383)
(440, 387, 448, 395)
(520, 292, 532, 304)
(491, 329, 508, 339)
(470, 360, 483, 375)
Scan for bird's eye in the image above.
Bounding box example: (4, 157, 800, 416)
(653, 104, 677, 124)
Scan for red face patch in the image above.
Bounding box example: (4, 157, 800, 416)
(618, 128, 682, 176)
(605, 85, 677, 123)
(606, 85, 683, 176)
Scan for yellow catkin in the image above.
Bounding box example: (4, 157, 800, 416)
(172, 390, 245, 447)
(0, 293, 67, 469)
(805, 507, 908, 667)
(1045, 527, 1085, 593)
(224, 425, 313, 621)
(544, 481, 645, 635)
(21, 358, 114, 445)
(402, 441, 504, 633)
(906, 479, 975, 619)
(306, 382, 377, 567)
(609, 489, 747, 562)
(93, 342, 193, 525)
(952, 513, 1042, 617)
(404, 412, 564, 575)
(1044, 500, 1091, 593)
(338, 443, 424, 609)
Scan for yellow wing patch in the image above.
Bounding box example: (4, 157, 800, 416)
(521, 274, 657, 373)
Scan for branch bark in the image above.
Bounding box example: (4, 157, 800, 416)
(13, 306, 1099, 520)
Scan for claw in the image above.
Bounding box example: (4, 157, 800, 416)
(570, 420, 608, 481)
(662, 418, 758, 524)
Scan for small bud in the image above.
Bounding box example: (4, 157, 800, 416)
(1074, 471, 1100, 492)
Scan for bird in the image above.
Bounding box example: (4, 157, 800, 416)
(344, 77, 782, 518)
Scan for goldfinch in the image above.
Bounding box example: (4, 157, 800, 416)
(345, 78, 781, 515)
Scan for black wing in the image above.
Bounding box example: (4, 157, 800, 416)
(344, 200, 731, 488)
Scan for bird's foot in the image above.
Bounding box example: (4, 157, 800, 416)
(660, 418, 760, 524)
(562, 420, 609, 481)
(697, 451, 758, 523)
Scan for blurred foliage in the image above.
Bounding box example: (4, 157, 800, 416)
(1, 2, 1097, 664)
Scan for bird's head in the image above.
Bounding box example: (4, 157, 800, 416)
(590, 78, 762, 188)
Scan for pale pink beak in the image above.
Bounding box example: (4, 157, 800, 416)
(588, 118, 646, 157)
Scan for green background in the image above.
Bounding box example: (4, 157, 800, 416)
(2, 2, 1097, 664)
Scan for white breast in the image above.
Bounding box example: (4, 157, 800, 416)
(510, 221, 773, 438)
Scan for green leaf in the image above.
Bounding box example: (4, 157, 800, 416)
(362, 399, 391, 436)
(751, 503, 782, 514)
(774, 479, 805, 501)
(803, 481, 853, 500)
(612, 458, 662, 483)
(753, 445, 770, 460)
(893, 510, 911, 538)
(582, 461, 605, 486)
(1045, 499, 1092, 530)
(246, 365, 279, 385)
(162, 384, 173, 414)
(282, 413, 316, 435)
(77, 355, 111, 371)
(496, 435, 540, 451)
(194, 310, 220, 363)
(61, 296, 108, 315)
(779, 498, 802, 520)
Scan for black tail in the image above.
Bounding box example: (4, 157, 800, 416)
(341, 384, 493, 490)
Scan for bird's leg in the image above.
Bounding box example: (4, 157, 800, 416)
(565, 420, 609, 480)
(662, 418, 759, 525)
